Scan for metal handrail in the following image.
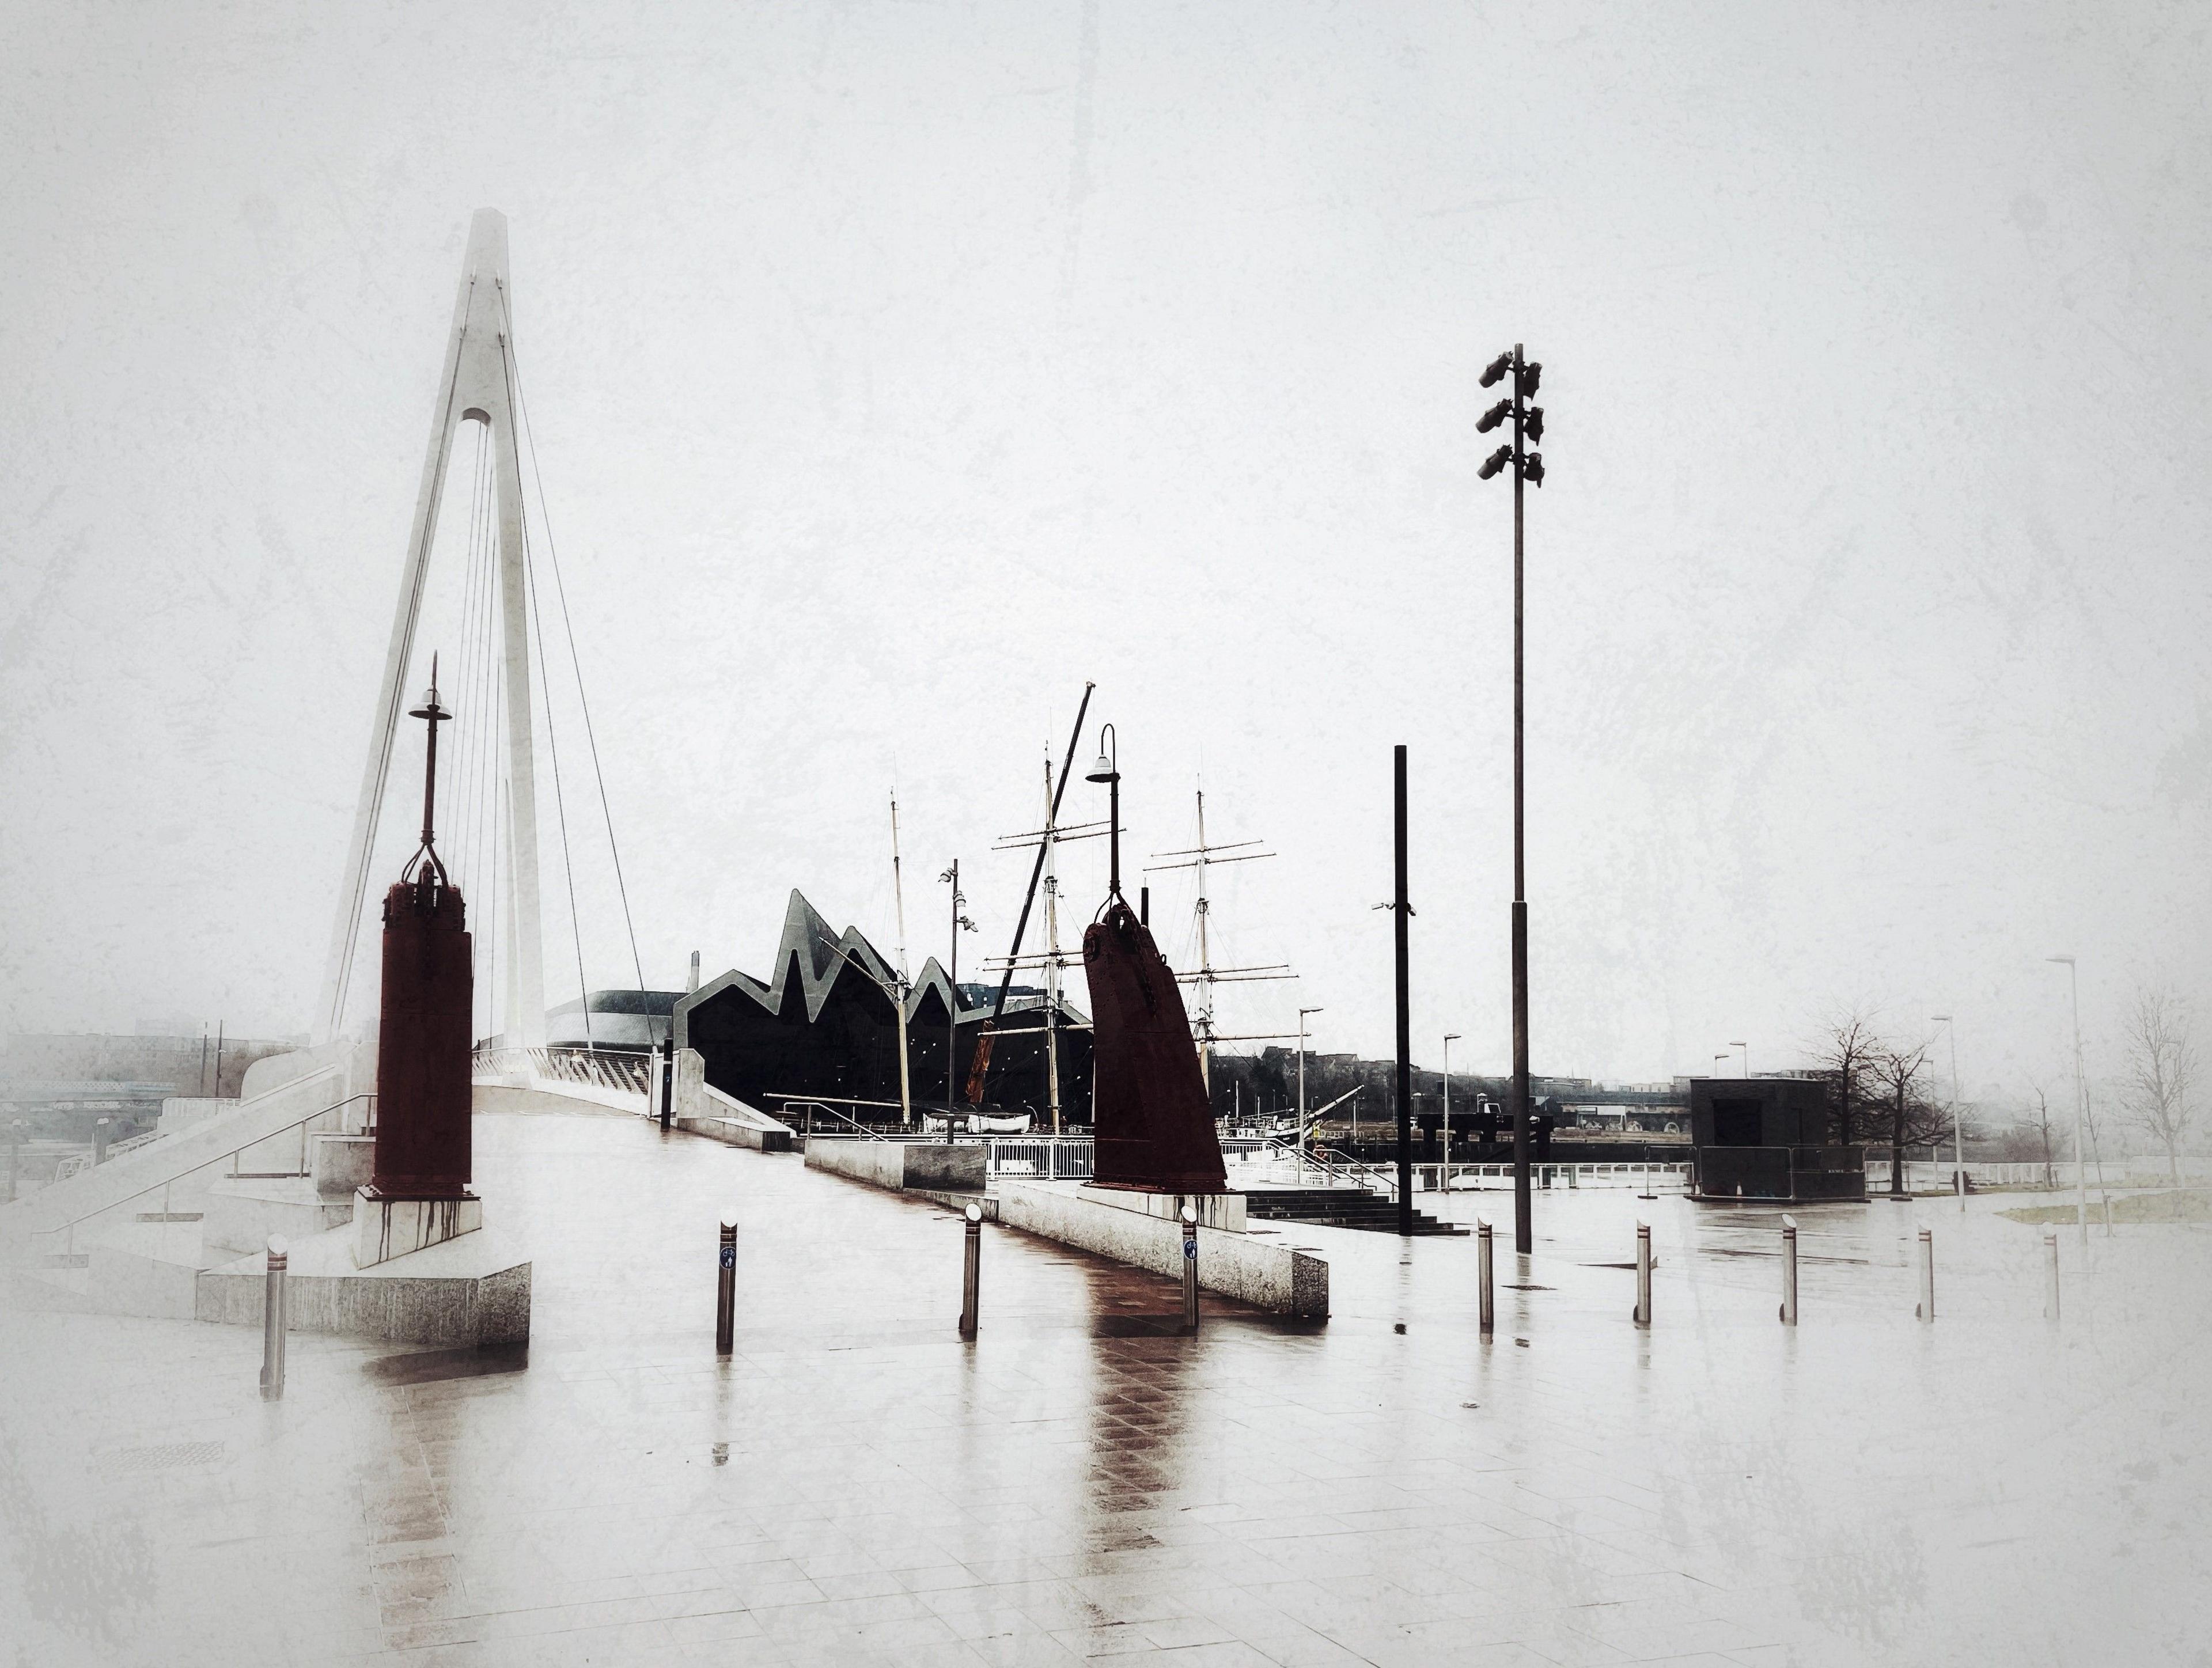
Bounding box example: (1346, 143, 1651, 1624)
(1256, 1135, 1401, 1200)
(25, 1094, 376, 1241)
(779, 1101, 890, 1141)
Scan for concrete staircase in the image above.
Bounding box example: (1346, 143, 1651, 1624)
(1244, 1186, 1468, 1235)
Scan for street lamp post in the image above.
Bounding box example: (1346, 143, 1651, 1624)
(1731, 1041, 1749, 1078)
(1477, 343, 1546, 1256)
(1391, 744, 1413, 1238)
(2047, 957, 2090, 1245)
(1444, 1033, 1461, 1165)
(1933, 1014, 1965, 1208)
(1085, 725, 1122, 902)
(1297, 1006, 1323, 1157)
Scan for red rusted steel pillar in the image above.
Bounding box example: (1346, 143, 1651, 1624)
(369, 666, 475, 1202)
(370, 870, 474, 1197)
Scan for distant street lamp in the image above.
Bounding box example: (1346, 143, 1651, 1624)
(2046, 957, 2093, 1244)
(1730, 1041, 1749, 1077)
(1443, 1033, 1462, 1125)
(1932, 1015, 1965, 1208)
(1297, 1006, 1324, 1157)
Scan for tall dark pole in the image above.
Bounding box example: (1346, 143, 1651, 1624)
(967, 685, 1094, 1106)
(1509, 344, 1532, 1256)
(1479, 343, 1544, 1257)
(1393, 745, 1414, 1235)
(1108, 774, 1120, 897)
(946, 858, 961, 1143)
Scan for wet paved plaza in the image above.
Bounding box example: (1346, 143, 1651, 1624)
(2, 1107, 2206, 1667)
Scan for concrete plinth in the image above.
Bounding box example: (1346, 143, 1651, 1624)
(994, 1181, 1327, 1317)
(314, 1133, 376, 1197)
(805, 1140, 986, 1193)
(353, 1189, 482, 1268)
(202, 1176, 355, 1256)
(1078, 1185, 1246, 1232)
(198, 1220, 529, 1345)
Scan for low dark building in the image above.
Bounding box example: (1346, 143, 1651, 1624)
(545, 990, 681, 1052)
(673, 892, 1092, 1126)
(1688, 1075, 1865, 1200)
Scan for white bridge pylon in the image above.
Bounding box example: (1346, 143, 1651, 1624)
(319, 208, 547, 1048)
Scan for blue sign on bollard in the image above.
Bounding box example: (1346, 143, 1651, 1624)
(1184, 1239, 1196, 1260)
(719, 1244, 736, 1270)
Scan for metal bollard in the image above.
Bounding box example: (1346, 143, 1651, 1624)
(1476, 1218, 1494, 1335)
(1180, 1205, 1199, 1333)
(2043, 1231, 2060, 1321)
(1633, 1221, 1652, 1328)
(94, 1116, 111, 1166)
(1779, 1213, 1798, 1325)
(715, 1220, 737, 1355)
(958, 1203, 982, 1337)
(1915, 1227, 1934, 1322)
(259, 1235, 289, 1400)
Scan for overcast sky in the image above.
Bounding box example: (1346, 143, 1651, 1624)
(2, 2, 2207, 1100)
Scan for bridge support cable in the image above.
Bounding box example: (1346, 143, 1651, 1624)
(496, 282, 648, 1001)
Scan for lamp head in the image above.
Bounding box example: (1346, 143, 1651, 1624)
(1086, 723, 1119, 783)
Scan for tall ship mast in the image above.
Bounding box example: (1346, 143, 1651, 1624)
(1146, 788, 1293, 1095)
(986, 746, 1108, 1131)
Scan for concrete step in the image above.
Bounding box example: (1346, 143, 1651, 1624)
(1243, 1189, 1468, 1236)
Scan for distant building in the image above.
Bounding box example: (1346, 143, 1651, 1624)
(1686, 1075, 1865, 1200)
(674, 892, 1092, 1124)
(1, 1031, 297, 1101)
(544, 990, 682, 1052)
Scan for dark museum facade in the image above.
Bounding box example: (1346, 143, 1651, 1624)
(673, 891, 1093, 1125)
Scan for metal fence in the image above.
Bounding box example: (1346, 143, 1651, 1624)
(1434, 1161, 1691, 1192)
(982, 1137, 1094, 1180)
(967, 1140, 1691, 1195)
(472, 1047, 649, 1098)
(1865, 1157, 2206, 1191)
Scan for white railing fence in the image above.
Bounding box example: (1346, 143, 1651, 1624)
(473, 1046, 649, 1099)
(1864, 1156, 2206, 1191)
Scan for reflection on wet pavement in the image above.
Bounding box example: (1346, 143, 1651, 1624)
(1, 1106, 2205, 1666)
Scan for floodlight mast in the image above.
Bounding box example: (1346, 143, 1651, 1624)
(1478, 343, 1547, 1256)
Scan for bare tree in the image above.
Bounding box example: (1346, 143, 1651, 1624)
(1808, 1006, 1884, 1146)
(2122, 985, 2197, 1185)
(2024, 1078, 2058, 1189)
(1868, 1036, 1941, 1196)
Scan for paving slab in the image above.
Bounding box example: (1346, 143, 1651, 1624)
(0, 1107, 2205, 1667)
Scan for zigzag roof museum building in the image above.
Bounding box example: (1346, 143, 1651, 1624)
(671, 892, 1093, 1124)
